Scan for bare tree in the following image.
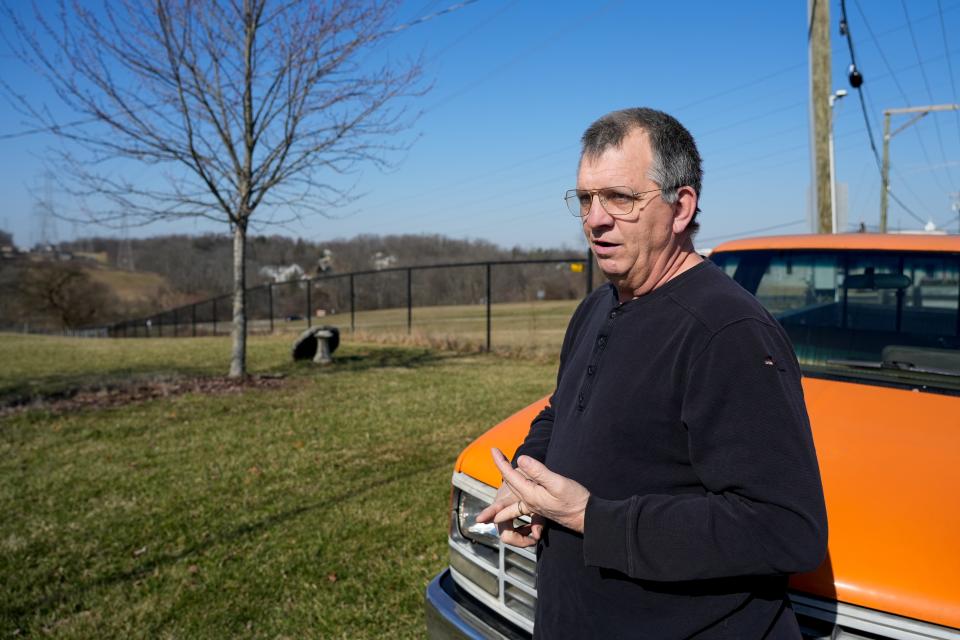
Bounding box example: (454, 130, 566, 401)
(16, 261, 119, 330)
(3, 0, 425, 376)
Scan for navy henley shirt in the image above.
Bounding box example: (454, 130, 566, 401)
(514, 260, 828, 639)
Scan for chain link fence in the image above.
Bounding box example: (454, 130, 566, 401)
(105, 256, 604, 352)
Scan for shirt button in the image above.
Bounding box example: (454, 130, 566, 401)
(597, 336, 606, 348)
(609, 310, 617, 319)
(587, 365, 595, 376)
(577, 392, 584, 408)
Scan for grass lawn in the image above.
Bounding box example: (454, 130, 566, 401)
(0, 333, 557, 638)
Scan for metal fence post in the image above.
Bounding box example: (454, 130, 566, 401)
(158, 314, 163, 337)
(192, 304, 197, 337)
(407, 268, 412, 334)
(486, 262, 492, 352)
(585, 249, 594, 297)
(213, 298, 218, 335)
(306, 280, 312, 328)
(350, 274, 355, 333)
(268, 283, 274, 333)
(173, 308, 178, 337)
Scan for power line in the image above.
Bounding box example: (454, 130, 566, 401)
(839, 0, 929, 228)
(937, 0, 960, 154)
(385, 0, 480, 35)
(900, 0, 957, 190)
(935, 206, 959, 229)
(0, 113, 104, 141)
(891, 166, 932, 218)
(423, 0, 622, 113)
(411, 0, 445, 18)
(672, 62, 806, 114)
(839, 0, 882, 172)
(853, 0, 953, 195)
(887, 190, 929, 225)
(0, 1, 482, 142)
(428, 0, 521, 62)
(698, 219, 806, 245)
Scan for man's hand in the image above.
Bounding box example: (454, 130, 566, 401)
(488, 448, 590, 534)
(476, 481, 544, 548)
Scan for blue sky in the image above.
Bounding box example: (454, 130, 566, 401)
(1, 0, 959, 252)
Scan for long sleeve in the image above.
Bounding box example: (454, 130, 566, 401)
(582, 318, 828, 582)
(513, 401, 554, 464)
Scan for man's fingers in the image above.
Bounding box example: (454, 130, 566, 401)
(475, 503, 498, 523)
(530, 521, 544, 541)
(499, 528, 537, 548)
(491, 501, 525, 525)
(491, 448, 538, 500)
(476, 496, 515, 523)
(476, 483, 516, 523)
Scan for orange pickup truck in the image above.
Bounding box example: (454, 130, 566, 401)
(426, 233, 960, 640)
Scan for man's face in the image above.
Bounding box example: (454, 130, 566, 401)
(577, 128, 679, 298)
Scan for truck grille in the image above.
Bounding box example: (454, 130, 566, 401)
(446, 472, 959, 640)
(449, 474, 537, 633)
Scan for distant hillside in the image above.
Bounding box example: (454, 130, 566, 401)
(0, 254, 195, 331)
(58, 233, 583, 299)
(83, 262, 198, 310)
(84, 264, 174, 303)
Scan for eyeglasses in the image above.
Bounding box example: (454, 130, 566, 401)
(563, 186, 663, 218)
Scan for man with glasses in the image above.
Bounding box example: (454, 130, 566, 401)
(477, 108, 827, 638)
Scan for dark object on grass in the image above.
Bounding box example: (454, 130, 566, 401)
(292, 326, 340, 364)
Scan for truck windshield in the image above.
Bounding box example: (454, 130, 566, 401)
(710, 249, 960, 391)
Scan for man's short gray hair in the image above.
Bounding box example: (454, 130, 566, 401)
(581, 108, 703, 233)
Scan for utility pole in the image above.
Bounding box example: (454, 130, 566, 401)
(809, 0, 832, 234)
(828, 90, 847, 233)
(951, 193, 960, 234)
(880, 104, 960, 232)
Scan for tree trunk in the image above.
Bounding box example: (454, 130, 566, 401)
(229, 222, 247, 378)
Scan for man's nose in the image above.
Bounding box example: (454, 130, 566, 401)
(583, 194, 614, 227)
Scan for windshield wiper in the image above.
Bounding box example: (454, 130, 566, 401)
(825, 359, 960, 378)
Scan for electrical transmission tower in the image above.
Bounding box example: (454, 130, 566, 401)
(117, 216, 135, 270)
(34, 171, 58, 249)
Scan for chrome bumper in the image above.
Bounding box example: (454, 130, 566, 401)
(425, 570, 531, 640)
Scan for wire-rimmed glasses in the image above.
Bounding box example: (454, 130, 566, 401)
(564, 186, 663, 218)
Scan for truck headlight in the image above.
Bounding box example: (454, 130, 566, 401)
(457, 491, 500, 549)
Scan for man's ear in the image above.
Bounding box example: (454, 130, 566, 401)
(671, 186, 698, 235)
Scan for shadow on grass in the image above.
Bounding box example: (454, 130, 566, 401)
(6, 457, 453, 626)
(0, 346, 443, 409)
(0, 368, 210, 408)
(282, 345, 442, 377)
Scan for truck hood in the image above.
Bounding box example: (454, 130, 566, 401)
(455, 378, 960, 629)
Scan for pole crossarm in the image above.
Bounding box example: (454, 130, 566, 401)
(884, 105, 960, 139)
(889, 112, 928, 139)
(883, 104, 960, 115)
